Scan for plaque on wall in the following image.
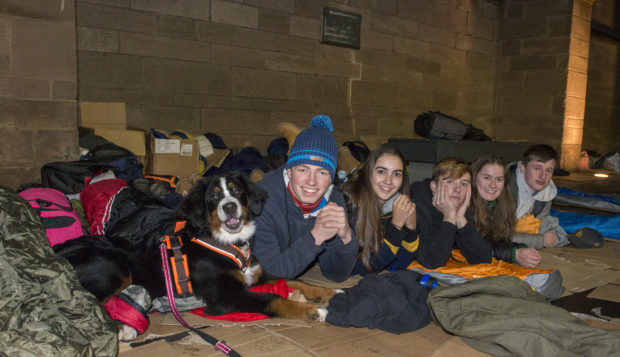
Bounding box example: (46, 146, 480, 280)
(321, 7, 361, 49)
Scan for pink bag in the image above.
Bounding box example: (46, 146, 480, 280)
(19, 187, 85, 246)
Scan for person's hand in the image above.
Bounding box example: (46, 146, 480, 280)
(543, 230, 557, 247)
(454, 183, 471, 229)
(392, 194, 415, 230)
(432, 180, 456, 224)
(311, 202, 352, 245)
(405, 201, 417, 231)
(515, 248, 541, 268)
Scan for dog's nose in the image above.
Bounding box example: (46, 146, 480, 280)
(223, 202, 237, 215)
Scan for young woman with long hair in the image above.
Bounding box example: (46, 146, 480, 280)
(341, 143, 418, 275)
(470, 153, 541, 268)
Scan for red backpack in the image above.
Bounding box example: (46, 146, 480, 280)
(19, 187, 86, 246)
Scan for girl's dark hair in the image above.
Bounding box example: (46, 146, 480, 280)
(341, 143, 410, 272)
(470, 153, 515, 244)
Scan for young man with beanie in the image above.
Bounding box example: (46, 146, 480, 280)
(253, 116, 359, 282)
(508, 144, 569, 248)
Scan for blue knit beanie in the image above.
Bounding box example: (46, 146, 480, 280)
(285, 115, 337, 179)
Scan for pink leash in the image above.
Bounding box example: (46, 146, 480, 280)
(159, 243, 240, 356)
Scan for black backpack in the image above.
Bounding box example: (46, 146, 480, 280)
(41, 160, 115, 195)
(87, 143, 144, 184)
(414, 111, 468, 140)
(342, 141, 371, 163)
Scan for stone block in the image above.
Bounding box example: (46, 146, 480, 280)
(0, 77, 49, 99)
(259, 8, 290, 34)
(119, 32, 211, 62)
(419, 24, 456, 47)
(371, 13, 418, 38)
(434, 4, 467, 33)
(212, 44, 265, 69)
(35, 130, 80, 163)
(0, 128, 34, 165)
(384, 66, 423, 84)
(566, 70, 587, 98)
(253, 98, 314, 112)
(77, 2, 158, 34)
(571, 15, 591, 42)
(246, 0, 295, 13)
(0, 0, 75, 22)
(197, 21, 277, 51)
(505, 2, 523, 19)
(211, 0, 258, 28)
(320, 45, 355, 61)
(296, 75, 348, 103)
(201, 108, 273, 135)
(432, 90, 458, 112)
(510, 55, 557, 70)
(143, 58, 231, 95)
(80, 0, 131, 6)
(135, 104, 201, 133)
(521, 37, 569, 55)
(499, 18, 545, 39)
(456, 34, 494, 55)
(405, 56, 441, 75)
(292, 0, 323, 19)
(0, 98, 77, 130)
(0, 18, 8, 56)
(568, 53, 589, 72)
(363, 29, 394, 52)
(377, 116, 416, 136)
(231, 67, 296, 99)
(524, 70, 565, 96)
(264, 53, 314, 74)
(394, 36, 430, 57)
(350, 0, 397, 15)
(290, 16, 320, 40)
(565, 96, 585, 118)
(466, 52, 492, 68)
(78, 51, 144, 89)
(547, 15, 571, 37)
(523, 0, 572, 18)
(500, 39, 521, 56)
(397, 0, 433, 25)
(315, 57, 361, 78)
(131, 0, 209, 20)
(0, 167, 39, 190)
(431, 45, 467, 65)
(13, 19, 76, 80)
(158, 16, 196, 40)
(77, 27, 118, 52)
(52, 80, 78, 100)
(79, 87, 144, 104)
(172, 94, 251, 110)
(569, 38, 589, 58)
(360, 65, 385, 80)
(496, 95, 552, 116)
(564, 117, 584, 129)
(276, 34, 319, 56)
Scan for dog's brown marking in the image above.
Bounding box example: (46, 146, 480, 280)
(210, 209, 220, 233)
(267, 297, 321, 321)
(103, 273, 133, 304)
(285, 281, 337, 303)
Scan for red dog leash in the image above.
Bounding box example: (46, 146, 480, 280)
(159, 243, 241, 356)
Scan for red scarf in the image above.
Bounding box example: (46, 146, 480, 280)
(288, 184, 321, 214)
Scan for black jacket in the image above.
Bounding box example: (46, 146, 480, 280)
(410, 179, 492, 269)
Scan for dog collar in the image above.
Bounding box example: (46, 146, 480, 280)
(191, 237, 252, 272)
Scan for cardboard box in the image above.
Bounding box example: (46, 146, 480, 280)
(92, 128, 147, 165)
(147, 134, 200, 178)
(80, 102, 127, 129)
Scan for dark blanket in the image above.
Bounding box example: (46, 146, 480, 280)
(326, 270, 431, 334)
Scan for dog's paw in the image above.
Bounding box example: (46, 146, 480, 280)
(316, 307, 328, 322)
(118, 324, 138, 342)
(243, 264, 263, 286)
(334, 289, 345, 294)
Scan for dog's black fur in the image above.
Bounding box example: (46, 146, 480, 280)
(54, 171, 334, 329)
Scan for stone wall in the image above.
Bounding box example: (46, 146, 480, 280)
(583, 0, 620, 154)
(0, 1, 79, 189)
(76, 0, 499, 153)
(494, 0, 573, 152)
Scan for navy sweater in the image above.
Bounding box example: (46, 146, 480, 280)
(253, 167, 359, 282)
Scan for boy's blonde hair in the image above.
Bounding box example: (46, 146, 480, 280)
(432, 157, 470, 182)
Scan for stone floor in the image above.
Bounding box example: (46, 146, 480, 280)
(119, 168, 620, 357)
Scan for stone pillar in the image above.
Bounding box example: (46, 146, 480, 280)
(561, 0, 595, 170)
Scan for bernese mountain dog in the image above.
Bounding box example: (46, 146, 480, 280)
(54, 171, 337, 340)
